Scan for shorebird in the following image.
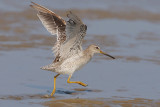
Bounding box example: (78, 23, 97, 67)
(30, 2, 115, 96)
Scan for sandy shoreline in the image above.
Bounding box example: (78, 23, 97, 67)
(1, 0, 160, 106)
(1, 94, 160, 107)
(43, 98, 160, 107)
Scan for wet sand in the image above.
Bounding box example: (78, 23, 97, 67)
(1, 0, 160, 106)
(1, 94, 160, 107)
(43, 98, 160, 107)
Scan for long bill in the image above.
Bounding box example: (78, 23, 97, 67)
(100, 50, 115, 59)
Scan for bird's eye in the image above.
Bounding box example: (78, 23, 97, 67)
(95, 47, 99, 49)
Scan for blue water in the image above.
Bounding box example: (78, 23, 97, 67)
(0, 0, 160, 106)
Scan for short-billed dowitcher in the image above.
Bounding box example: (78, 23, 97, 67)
(30, 2, 115, 96)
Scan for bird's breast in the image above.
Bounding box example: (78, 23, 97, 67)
(59, 53, 92, 74)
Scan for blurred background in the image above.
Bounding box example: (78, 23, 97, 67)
(0, 0, 160, 106)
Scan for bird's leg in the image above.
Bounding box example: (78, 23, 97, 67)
(51, 74, 60, 96)
(67, 75, 88, 87)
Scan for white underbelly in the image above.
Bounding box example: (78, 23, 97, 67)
(56, 54, 91, 75)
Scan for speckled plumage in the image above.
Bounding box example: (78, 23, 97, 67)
(30, 2, 115, 96)
(41, 45, 95, 75)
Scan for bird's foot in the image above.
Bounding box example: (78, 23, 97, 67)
(50, 89, 56, 96)
(78, 82, 88, 87)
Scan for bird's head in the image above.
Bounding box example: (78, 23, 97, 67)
(89, 45, 115, 59)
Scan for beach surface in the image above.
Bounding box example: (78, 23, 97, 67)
(0, 0, 160, 106)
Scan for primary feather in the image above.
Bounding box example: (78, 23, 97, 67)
(30, 2, 87, 63)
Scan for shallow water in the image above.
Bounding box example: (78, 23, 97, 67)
(0, 0, 160, 106)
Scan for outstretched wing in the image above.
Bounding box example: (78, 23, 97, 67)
(30, 2, 66, 61)
(30, 2, 87, 62)
(58, 11, 87, 60)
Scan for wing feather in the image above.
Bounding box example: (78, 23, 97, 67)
(59, 11, 87, 59)
(30, 2, 66, 61)
(31, 2, 87, 63)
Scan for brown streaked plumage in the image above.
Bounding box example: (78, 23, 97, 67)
(30, 2, 115, 96)
(30, 2, 66, 62)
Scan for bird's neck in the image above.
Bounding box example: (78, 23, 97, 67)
(83, 47, 94, 58)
